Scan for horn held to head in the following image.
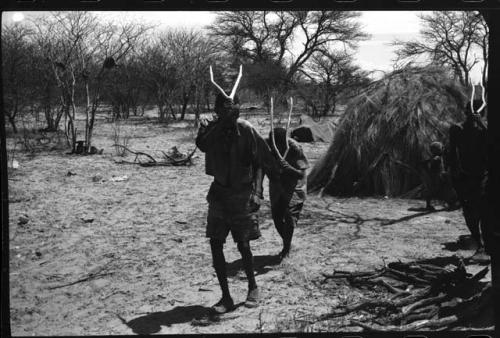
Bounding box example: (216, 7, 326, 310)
(282, 97, 293, 158)
(470, 77, 475, 114)
(476, 65, 487, 114)
(209, 65, 230, 99)
(209, 65, 243, 100)
(269, 97, 283, 160)
(229, 65, 243, 100)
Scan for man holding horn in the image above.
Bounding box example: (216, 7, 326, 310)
(266, 98, 309, 260)
(196, 65, 282, 313)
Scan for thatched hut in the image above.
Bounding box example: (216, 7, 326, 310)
(307, 66, 467, 197)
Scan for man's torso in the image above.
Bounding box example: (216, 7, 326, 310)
(204, 119, 259, 189)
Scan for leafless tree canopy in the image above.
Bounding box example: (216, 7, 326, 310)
(24, 12, 151, 153)
(136, 29, 220, 123)
(393, 11, 488, 87)
(2, 11, 489, 154)
(209, 11, 369, 106)
(298, 50, 370, 116)
(2, 25, 35, 133)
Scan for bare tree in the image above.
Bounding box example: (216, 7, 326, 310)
(138, 36, 178, 122)
(104, 55, 146, 120)
(1, 24, 34, 133)
(209, 11, 368, 100)
(139, 29, 219, 123)
(32, 12, 93, 151)
(32, 12, 149, 153)
(393, 11, 488, 87)
(299, 50, 366, 116)
(80, 20, 150, 153)
(161, 29, 219, 121)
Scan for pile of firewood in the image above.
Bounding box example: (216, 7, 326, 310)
(318, 256, 492, 331)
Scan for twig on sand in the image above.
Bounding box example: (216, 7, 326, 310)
(48, 264, 114, 290)
(101, 290, 130, 300)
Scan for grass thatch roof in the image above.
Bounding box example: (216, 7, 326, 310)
(307, 66, 467, 197)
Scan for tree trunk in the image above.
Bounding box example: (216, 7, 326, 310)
(169, 104, 177, 121)
(44, 107, 54, 131)
(180, 94, 189, 120)
(8, 114, 18, 134)
(69, 103, 77, 153)
(84, 81, 91, 154)
(158, 104, 165, 123)
(54, 107, 64, 131)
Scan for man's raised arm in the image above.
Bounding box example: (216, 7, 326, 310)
(196, 119, 220, 153)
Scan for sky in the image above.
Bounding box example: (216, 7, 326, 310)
(1, 10, 484, 81)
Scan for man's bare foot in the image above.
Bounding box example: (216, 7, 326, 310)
(279, 249, 290, 261)
(244, 288, 260, 308)
(211, 297, 235, 314)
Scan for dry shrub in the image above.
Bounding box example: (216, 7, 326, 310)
(111, 122, 131, 157)
(14, 128, 66, 154)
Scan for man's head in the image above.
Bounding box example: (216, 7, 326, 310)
(209, 65, 243, 121)
(214, 93, 240, 121)
(268, 127, 287, 155)
(429, 141, 443, 157)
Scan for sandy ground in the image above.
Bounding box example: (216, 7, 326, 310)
(7, 112, 492, 335)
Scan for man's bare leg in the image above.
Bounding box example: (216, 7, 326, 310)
(462, 201, 483, 250)
(210, 238, 234, 313)
(425, 197, 436, 211)
(280, 211, 295, 259)
(272, 200, 289, 258)
(272, 213, 286, 255)
(237, 241, 259, 307)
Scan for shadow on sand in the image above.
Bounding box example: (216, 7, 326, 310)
(442, 235, 479, 252)
(118, 305, 212, 334)
(226, 254, 282, 277)
(120, 302, 249, 334)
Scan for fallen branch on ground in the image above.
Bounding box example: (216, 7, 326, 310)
(48, 264, 114, 290)
(113, 144, 196, 167)
(350, 315, 459, 331)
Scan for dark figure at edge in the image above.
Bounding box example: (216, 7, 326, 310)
(449, 100, 489, 260)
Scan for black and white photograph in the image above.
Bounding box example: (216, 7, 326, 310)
(2, 10, 495, 334)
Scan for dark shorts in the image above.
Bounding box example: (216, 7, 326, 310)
(206, 182, 261, 243)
